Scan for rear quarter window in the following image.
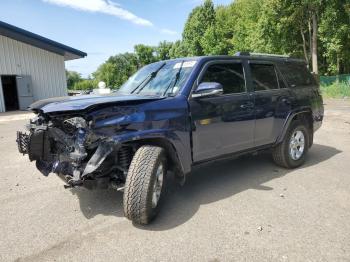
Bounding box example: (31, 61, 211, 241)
(278, 62, 316, 87)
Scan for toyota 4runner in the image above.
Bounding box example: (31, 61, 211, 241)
(16, 53, 324, 224)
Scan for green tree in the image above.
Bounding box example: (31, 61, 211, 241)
(169, 40, 187, 58)
(319, 1, 350, 74)
(134, 44, 157, 67)
(93, 53, 138, 88)
(182, 0, 216, 56)
(252, 0, 323, 74)
(72, 79, 96, 91)
(66, 70, 82, 89)
(227, 0, 267, 54)
(156, 41, 173, 60)
(201, 5, 235, 55)
(90, 0, 350, 84)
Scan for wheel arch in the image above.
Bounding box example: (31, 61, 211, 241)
(128, 137, 184, 175)
(111, 128, 192, 176)
(276, 108, 313, 146)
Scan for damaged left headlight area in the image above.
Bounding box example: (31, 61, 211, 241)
(16, 114, 131, 190)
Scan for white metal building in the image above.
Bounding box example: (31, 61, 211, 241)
(0, 21, 86, 112)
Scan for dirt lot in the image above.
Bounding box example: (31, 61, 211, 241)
(0, 99, 349, 262)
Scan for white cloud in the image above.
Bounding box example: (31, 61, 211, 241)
(43, 0, 153, 26)
(160, 28, 178, 35)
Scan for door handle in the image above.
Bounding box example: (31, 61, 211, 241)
(240, 102, 254, 109)
(282, 98, 291, 105)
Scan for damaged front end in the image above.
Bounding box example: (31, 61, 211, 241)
(17, 113, 131, 190)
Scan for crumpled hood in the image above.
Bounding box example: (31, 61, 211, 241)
(29, 94, 163, 113)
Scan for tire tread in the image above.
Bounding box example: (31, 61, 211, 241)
(123, 146, 164, 224)
(272, 120, 309, 169)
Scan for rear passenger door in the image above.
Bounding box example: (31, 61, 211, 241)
(190, 60, 255, 162)
(248, 61, 292, 146)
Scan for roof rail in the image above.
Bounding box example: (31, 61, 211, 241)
(235, 52, 289, 58)
(234, 51, 250, 56)
(250, 52, 289, 58)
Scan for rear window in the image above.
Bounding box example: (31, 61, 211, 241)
(278, 62, 316, 87)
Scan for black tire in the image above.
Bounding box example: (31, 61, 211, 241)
(123, 145, 167, 225)
(272, 120, 310, 168)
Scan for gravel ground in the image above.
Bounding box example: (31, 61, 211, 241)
(0, 99, 349, 262)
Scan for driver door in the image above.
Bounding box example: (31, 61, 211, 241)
(189, 60, 255, 162)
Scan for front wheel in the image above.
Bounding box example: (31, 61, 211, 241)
(272, 120, 310, 168)
(123, 145, 167, 225)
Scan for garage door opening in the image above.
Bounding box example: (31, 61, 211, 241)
(1, 75, 19, 111)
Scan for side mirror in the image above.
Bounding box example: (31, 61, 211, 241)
(192, 82, 223, 98)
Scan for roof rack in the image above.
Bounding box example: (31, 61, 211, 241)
(235, 52, 289, 58)
(234, 52, 250, 56)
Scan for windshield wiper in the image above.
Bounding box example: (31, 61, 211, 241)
(162, 61, 184, 97)
(131, 62, 166, 94)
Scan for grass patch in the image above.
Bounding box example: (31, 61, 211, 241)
(320, 82, 350, 98)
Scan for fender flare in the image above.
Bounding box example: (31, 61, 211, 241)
(276, 108, 312, 144)
(111, 129, 191, 176)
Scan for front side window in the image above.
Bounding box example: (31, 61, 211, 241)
(250, 64, 279, 91)
(200, 63, 246, 94)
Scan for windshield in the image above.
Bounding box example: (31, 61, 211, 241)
(117, 60, 196, 96)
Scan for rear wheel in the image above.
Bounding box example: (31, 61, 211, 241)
(123, 145, 167, 225)
(272, 120, 310, 168)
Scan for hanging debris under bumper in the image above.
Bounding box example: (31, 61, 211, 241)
(16, 114, 130, 190)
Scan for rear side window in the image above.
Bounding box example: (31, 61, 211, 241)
(200, 63, 245, 94)
(250, 64, 279, 91)
(278, 62, 316, 87)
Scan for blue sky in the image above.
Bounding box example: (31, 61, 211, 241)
(0, 0, 232, 77)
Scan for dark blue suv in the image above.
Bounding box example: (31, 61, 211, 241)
(17, 53, 324, 224)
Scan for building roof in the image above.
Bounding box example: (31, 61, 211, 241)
(0, 21, 87, 61)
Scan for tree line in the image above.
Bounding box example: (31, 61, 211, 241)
(67, 0, 350, 90)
